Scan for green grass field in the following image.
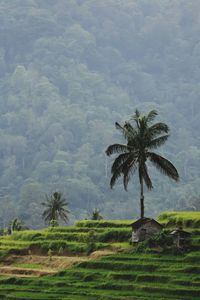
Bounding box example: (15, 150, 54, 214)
(0, 212, 199, 299)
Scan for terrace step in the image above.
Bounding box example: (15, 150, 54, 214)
(0, 266, 56, 277)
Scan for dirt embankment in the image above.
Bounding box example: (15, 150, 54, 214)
(0, 250, 115, 277)
(0, 255, 87, 277)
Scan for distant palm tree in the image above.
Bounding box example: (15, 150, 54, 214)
(106, 109, 179, 218)
(8, 218, 27, 234)
(42, 192, 70, 226)
(91, 208, 103, 220)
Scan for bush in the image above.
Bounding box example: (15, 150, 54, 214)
(86, 241, 96, 255)
(149, 231, 174, 248)
(135, 240, 151, 253)
(133, 231, 176, 254)
(85, 231, 97, 255)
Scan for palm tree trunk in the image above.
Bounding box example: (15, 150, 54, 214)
(140, 178, 144, 218)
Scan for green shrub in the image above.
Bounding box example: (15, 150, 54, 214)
(133, 231, 177, 254)
(150, 231, 173, 247)
(85, 231, 97, 255)
(135, 240, 150, 253)
(86, 230, 97, 243)
(86, 242, 96, 255)
(49, 219, 59, 228)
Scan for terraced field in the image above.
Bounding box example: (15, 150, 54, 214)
(0, 213, 199, 299)
(0, 223, 132, 256)
(0, 220, 133, 276)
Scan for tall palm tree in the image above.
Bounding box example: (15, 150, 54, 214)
(106, 109, 179, 218)
(42, 192, 70, 226)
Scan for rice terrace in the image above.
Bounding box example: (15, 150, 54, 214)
(0, 212, 199, 299)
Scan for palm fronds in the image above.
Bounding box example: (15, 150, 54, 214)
(139, 163, 153, 190)
(147, 152, 179, 181)
(106, 109, 179, 218)
(146, 109, 158, 123)
(41, 192, 70, 226)
(147, 122, 169, 138)
(147, 135, 169, 149)
(106, 144, 128, 156)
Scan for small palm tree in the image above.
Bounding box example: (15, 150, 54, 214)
(8, 218, 27, 234)
(42, 192, 70, 226)
(106, 109, 179, 218)
(91, 208, 103, 220)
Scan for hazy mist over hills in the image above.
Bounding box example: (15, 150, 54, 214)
(0, 0, 200, 228)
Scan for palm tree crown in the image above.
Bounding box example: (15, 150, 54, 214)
(42, 192, 70, 226)
(106, 109, 179, 218)
(91, 208, 103, 220)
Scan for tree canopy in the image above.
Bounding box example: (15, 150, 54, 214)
(0, 0, 199, 227)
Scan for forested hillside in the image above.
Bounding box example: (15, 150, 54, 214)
(0, 0, 200, 228)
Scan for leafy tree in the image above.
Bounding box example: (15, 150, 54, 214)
(106, 110, 179, 218)
(41, 192, 70, 226)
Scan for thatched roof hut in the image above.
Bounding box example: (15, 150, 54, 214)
(131, 218, 163, 242)
(170, 229, 191, 248)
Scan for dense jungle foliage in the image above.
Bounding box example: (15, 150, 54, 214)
(0, 0, 200, 228)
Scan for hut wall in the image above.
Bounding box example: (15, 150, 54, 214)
(132, 222, 162, 242)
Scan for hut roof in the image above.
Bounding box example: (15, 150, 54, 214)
(170, 229, 191, 238)
(131, 218, 163, 230)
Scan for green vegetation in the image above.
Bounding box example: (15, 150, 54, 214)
(42, 192, 70, 226)
(106, 109, 179, 218)
(1, 212, 199, 258)
(0, 222, 132, 257)
(7, 219, 27, 235)
(0, 212, 199, 299)
(91, 209, 103, 221)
